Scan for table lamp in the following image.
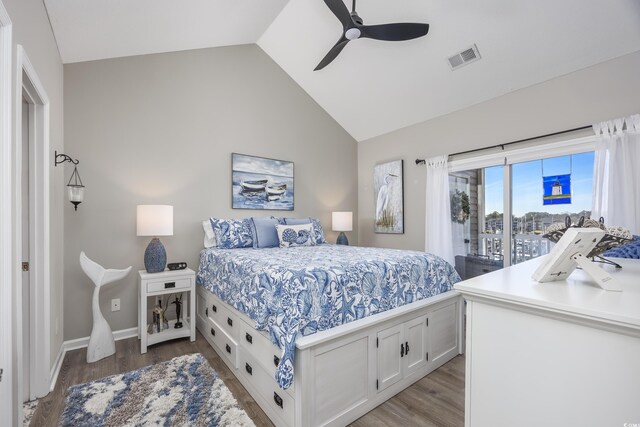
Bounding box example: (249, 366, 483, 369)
(137, 205, 173, 273)
(332, 211, 352, 245)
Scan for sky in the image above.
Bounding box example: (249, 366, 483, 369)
(484, 151, 595, 217)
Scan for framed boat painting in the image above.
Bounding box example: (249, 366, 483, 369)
(232, 153, 294, 210)
(374, 159, 404, 233)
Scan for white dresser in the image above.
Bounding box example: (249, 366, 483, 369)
(454, 257, 640, 427)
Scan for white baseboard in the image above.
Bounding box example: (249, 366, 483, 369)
(49, 327, 139, 391)
(49, 344, 65, 392)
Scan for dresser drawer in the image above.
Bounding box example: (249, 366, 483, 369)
(239, 320, 294, 394)
(207, 319, 238, 369)
(147, 277, 191, 293)
(238, 346, 294, 427)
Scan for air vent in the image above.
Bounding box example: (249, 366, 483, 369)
(447, 44, 481, 70)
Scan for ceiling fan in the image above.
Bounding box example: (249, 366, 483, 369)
(314, 0, 430, 71)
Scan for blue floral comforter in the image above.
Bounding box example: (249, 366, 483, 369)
(196, 244, 461, 389)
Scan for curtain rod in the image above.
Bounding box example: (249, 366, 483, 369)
(415, 125, 592, 165)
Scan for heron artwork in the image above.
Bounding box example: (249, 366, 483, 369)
(373, 160, 404, 233)
(376, 173, 398, 221)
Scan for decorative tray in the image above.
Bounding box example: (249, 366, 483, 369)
(542, 216, 632, 259)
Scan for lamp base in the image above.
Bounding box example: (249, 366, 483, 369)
(336, 232, 349, 246)
(144, 238, 167, 273)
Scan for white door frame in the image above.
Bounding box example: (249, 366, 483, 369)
(0, 0, 13, 424)
(14, 45, 51, 404)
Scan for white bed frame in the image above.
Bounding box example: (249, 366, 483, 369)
(196, 285, 464, 427)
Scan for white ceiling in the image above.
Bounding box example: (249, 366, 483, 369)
(44, 0, 290, 63)
(46, 0, 640, 141)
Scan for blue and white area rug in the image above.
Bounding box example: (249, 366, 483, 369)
(59, 353, 255, 426)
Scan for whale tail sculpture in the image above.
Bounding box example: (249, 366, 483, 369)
(80, 251, 132, 363)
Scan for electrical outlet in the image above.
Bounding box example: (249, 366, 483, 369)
(111, 298, 121, 312)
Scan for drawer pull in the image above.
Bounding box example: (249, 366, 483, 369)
(212, 304, 217, 313)
(164, 282, 176, 289)
(273, 392, 283, 409)
(400, 343, 405, 358)
(273, 355, 280, 367)
(210, 328, 216, 337)
(245, 333, 253, 344)
(227, 317, 233, 327)
(406, 341, 410, 355)
(245, 363, 253, 376)
(225, 344, 231, 354)
(205, 307, 208, 317)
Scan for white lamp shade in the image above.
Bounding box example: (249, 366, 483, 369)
(332, 211, 353, 232)
(137, 205, 173, 236)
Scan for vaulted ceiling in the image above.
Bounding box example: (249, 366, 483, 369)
(45, 0, 640, 141)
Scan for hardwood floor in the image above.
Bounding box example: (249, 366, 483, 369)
(30, 333, 464, 427)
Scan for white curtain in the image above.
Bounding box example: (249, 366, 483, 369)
(424, 155, 454, 265)
(592, 114, 640, 234)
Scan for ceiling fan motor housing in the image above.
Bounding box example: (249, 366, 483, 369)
(350, 12, 363, 25)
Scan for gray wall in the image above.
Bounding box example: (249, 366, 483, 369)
(63, 45, 358, 341)
(4, 0, 65, 371)
(358, 51, 640, 251)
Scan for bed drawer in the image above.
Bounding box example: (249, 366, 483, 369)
(207, 319, 238, 369)
(206, 299, 239, 340)
(238, 346, 294, 427)
(239, 321, 294, 394)
(146, 277, 191, 293)
(196, 290, 209, 320)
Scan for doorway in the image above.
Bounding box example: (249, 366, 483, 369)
(21, 95, 32, 402)
(15, 45, 51, 411)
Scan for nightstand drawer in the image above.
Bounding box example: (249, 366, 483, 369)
(147, 277, 191, 293)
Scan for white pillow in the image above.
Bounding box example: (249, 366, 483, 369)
(202, 220, 216, 248)
(276, 223, 316, 248)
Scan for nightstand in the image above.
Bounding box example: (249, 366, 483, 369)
(138, 268, 196, 353)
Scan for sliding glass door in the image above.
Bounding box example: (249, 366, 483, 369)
(450, 165, 505, 280)
(449, 138, 595, 280)
(511, 152, 594, 264)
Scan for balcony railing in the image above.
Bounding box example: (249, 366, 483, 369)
(478, 233, 553, 264)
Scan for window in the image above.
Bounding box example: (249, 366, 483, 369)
(510, 152, 594, 264)
(449, 136, 595, 280)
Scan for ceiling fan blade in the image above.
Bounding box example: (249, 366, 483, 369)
(314, 37, 350, 71)
(360, 23, 430, 41)
(323, 0, 352, 29)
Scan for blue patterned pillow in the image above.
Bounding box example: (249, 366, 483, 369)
(209, 218, 253, 249)
(602, 235, 640, 259)
(276, 223, 315, 248)
(310, 218, 327, 244)
(283, 217, 327, 244)
(250, 217, 279, 248)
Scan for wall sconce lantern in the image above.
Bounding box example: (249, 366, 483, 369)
(54, 151, 84, 211)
